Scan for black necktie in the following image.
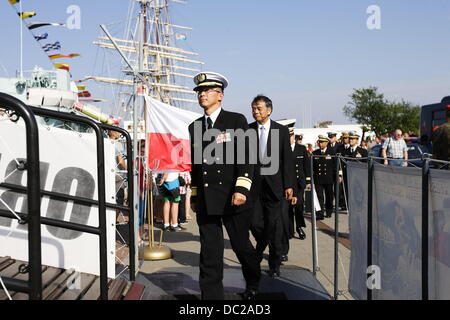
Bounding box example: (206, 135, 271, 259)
(207, 117, 213, 130)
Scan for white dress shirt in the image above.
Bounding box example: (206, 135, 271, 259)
(258, 120, 271, 159)
(204, 107, 222, 128)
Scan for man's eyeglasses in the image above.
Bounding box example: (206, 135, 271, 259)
(197, 88, 222, 95)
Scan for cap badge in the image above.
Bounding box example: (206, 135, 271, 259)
(197, 73, 207, 83)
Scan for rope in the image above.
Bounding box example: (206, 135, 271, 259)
(0, 168, 19, 184)
(0, 197, 24, 223)
(0, 276, 13, 300)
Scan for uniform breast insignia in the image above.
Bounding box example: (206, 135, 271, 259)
(325, 156, 332, 160)
(356, 153, 362, 158)
(216, 131, 232, 144)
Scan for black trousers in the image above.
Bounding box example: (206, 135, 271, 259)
(197, 210, 261, 300)
(315, 183, 334, 214)
(250, 192, 284, 271)
(341, 173, 348, 209)
(280, 199, 291, 256)
(178, 194, 186, 222)
(289, 187, 306, 236)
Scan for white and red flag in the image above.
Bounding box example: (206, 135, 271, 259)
(145, 96, 201, 172)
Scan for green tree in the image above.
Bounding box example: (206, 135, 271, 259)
(343, 87, 420, 136)
(343, 87, 389, 136)
(388, 100, 420, 135)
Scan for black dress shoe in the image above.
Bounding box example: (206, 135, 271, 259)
(267, 268, 280, 278)
(297, 228, 306, 240)
(316, 213, 324, 220)
(240, 289, 258, 300)
(280, 255, 288, 262)
(325, 212, 332, 218)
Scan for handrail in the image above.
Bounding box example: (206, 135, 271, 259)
(29, 106, 109, 300)
(0, 93, 42, 300)
(97, 122, 136, 282)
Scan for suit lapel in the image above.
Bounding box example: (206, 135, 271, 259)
(266, 120, 274, 157)
(213, 109, 225, 131)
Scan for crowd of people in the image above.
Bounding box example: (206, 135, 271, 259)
(109, 70, 450, 301)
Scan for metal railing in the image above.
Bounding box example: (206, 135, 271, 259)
(0, 95, 137, 299)
(308, 150, 449, 300)
(0, 93, 42, 300)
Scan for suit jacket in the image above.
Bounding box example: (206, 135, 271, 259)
(343, 146, 368, 161)
(328, 142, 342, 154)
(312, 148, 338, 185)
(189, 109, 254, 216)
(336, 143, 350, 155)
(249, 120, 295, 201)
(292, 144, 311, 190)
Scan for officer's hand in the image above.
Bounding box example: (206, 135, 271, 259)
(190, 201, 197, 213)
(383, 159, 388, 166)
(285, 188, 293, 200)
(291, 197, 298, 205)
(338, 177, 343, 184)
(306, 184, 312, 191)
(231, 193, 247, 206)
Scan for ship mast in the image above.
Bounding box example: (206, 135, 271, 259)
(96, 0, 201, 273)
(92, 0, 201, 110)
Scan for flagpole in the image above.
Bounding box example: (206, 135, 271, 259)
(19, 0, 23, 79)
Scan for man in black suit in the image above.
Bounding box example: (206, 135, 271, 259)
(189, 72, 261, 300)
(312, 135, 342, 219)
(249, 95, 295, 278)
(289, 133, 311, 239)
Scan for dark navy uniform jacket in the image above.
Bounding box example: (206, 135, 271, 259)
(312, 148, 339, 185)
(189, 109, 254, 216)
(292, 144, 311, 190)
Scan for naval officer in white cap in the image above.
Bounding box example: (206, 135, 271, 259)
(188, 72, 261, 300)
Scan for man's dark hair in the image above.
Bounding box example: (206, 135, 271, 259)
(252, 95, 273, 111)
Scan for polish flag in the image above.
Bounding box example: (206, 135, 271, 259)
(145, 96, 201, 172)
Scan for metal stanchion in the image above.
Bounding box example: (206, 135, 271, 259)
(422, 157, 430, 300)
(140, 163, 172, 261)
(367, 157, 374, 301)
(334, 156, 341, 300)
(310, 154, 319, 276)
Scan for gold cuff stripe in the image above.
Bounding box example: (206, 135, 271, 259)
(338, 170, 343, 175)
(191, 186, 197, 196)
(306, 177, 311, 181)
(236, 177, 252, 191)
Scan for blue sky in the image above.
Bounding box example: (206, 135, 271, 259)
(1, 0, 450, 126)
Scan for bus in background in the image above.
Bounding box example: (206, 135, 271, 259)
(420, 96, 449, 146)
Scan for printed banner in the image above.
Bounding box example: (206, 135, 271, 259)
(347, 162, 368, 300)
(429, 169, 450, 299)
(372, 166, 422, 300)
(0, 120, 117, 278)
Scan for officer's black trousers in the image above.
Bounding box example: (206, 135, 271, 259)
(280, 199, 291, 256)
(315, 183, 334, 214)
(289, 188, 306, 236)
(250, 195, 284, 271)
(197, 210, 261, 300)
